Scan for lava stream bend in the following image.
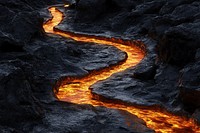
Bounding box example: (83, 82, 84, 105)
(43, 7, 200, 133)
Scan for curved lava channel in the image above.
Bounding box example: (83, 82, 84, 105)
(43, 7, 200, 133)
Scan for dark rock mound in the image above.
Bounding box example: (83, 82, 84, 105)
(157, 22, 200, 66)
(75, 0, 107, 22)
(0, 4, 44, 52)
(159, 0, 196, 15)
(179, 60, 200, 108)
(152, 2, 200, 66)
(133, 58, 157, 80)
(75, 0, 139, 22)
(0, 63, 43, 127)
(134, 1, 165, 15)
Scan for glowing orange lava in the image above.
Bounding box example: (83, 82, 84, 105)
(43, 7, 200, 133)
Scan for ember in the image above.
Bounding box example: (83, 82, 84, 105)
(43, 7, 200, 133)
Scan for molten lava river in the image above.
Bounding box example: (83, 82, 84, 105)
(43, 6, 200, 133)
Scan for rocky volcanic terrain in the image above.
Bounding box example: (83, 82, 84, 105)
(0, 0, 200, 132)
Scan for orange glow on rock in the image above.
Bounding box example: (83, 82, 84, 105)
(43, 7, 200, 133)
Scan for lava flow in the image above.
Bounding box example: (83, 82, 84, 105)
(43, 7, 200, 133)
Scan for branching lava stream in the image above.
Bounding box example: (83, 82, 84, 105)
(43, 7, 200, 133)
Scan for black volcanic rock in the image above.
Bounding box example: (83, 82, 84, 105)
(75, 0, 107, 22)
(192, 108, 200, 124)
(159, 0, 196, 15)
(157, 22, 200, 66)
(196, 48, 200, 60)
(171, 2, 200, 19)
(24, 36, 126, 78)
(22, 35, 126, 102)
(133, 57, 157, 80)
(5, 12, 43, 44)
(0, 5, 20, 52)
(0, 33, 23, 53)
(0, 3, 44, 52)
(0, 63, 43, 127)
(179, 60, 200, 108)
(134, 1, 165, 15)
(0, 0, 60, 51)
(110, 0, 139, 10)
(152, 2, 200, 65)
(14, 102, 153, 132)
(91, 64, 181, 111)
(75, 0, 140, 22)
